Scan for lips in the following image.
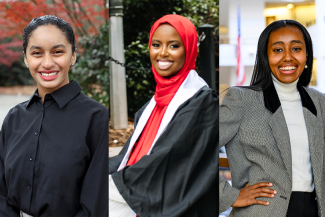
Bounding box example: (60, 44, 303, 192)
(278, 65, 297, 75)
(38, 70, 59, 81)
(157, 60, 173, 70)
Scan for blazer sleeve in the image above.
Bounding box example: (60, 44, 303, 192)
(0, 111, 20, 216)
(111, 89, 219, 217)
(219, 87, 244, 213)
(76, 107, 108, 217)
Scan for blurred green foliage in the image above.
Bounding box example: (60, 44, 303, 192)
(0, 57, 35, 86)
(69, 23, 110, 107)
(122, 0, 219, 115)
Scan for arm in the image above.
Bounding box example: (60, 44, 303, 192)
(0, 111, 20, 216)
(112, 89, 219, 217)
(75, 108, 108, 217)
(109, 103, 146, 174)
(219, 88, 276, 213)
(219, 88, 243, 213)
(109, 138, 129, 174)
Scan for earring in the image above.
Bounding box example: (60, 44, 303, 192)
(305, 64, 308, 69)
(71, 63, 75, 66)
(27, 65, 29, 68)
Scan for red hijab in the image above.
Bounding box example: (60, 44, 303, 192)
(127, 14, 198, 166)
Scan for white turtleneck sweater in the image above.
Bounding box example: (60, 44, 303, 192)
(272, 74, 314, 192)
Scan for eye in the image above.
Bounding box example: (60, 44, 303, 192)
(53, 50, 63, 54)
(152, 43, 160, 48)
(292, 47, 301, 51)
(273, 48, 282, 52)
(32, 51, 42, 55)
(170, 44, 180, 48)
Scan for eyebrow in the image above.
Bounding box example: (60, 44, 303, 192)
(271, 40, 303, 46)
(29, 44, 66, 51)
(152, 39, 181, 43)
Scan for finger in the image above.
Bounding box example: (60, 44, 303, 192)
(252, 187, 277, 194)
(245, 183, 249, 187)
(250, 199, 269, 206)
(252, 192, 275, 198)
(251, 182, 273, 188)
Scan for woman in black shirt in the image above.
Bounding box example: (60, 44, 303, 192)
(0, 15, 108, 216)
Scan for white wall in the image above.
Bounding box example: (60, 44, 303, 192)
(220, 0, 266, 86)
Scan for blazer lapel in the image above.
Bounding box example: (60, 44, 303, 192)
(264, 83, 292, 180)
(264, 83, 321, 183)
(303, 108, 323, 180)
(268, 109, 292, 181)
(298, 86, 323, 182)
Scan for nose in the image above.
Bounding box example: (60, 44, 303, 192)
(282, 50, 293, 62)
(42, 53, 55, 68)
(159, 45, 169, 57)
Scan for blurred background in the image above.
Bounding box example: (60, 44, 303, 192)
(219, 0, 323, 101)
(0, 0, 108, 125)
(219, 1, 320, 216)
(108, 0, 218, 154)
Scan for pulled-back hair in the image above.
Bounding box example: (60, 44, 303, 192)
(23, 15, 76, 54)
(250, 19, 313, 90)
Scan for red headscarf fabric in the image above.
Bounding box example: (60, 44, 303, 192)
(127, 14, 198, 166)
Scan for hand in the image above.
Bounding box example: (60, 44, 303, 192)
(231, 182, 277, 207)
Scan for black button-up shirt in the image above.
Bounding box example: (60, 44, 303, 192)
(0, 80, 108, 216)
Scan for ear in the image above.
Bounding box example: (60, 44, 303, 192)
(71, 49, 77, 65)
(23, 53, 29, 68)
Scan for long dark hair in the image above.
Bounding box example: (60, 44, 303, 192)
(250, 20, 313, 90)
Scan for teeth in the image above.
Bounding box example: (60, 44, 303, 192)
(158, 61, 172, 66)
(280, 66, 296, 71)
(41, 72, 58, 76)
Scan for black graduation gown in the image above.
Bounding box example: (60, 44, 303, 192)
(109, 86, 219, 217)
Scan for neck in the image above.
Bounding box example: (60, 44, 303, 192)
(272, 74, 300, 100)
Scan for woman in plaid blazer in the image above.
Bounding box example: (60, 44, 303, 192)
(219, 20, 324, 217)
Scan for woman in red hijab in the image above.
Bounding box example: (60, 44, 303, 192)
(109, 14, 218, 217)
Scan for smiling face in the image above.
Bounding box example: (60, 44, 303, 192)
(149, 24, 186, 78)
(267, 25, 307, 83)
(24, 25, 76, 98)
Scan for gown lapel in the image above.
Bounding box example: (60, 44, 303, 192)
(118, 70, 207, 171)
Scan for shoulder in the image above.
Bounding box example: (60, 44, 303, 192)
(303, 86, 325, 99)
(5, 99, 29, 117)
(176, 86, 218, 113)
(0, 99, 29, 130)
(222, 86, 261, 103)
(74, 93, 108, 118)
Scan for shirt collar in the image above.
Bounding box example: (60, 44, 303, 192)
(26, 89, 41, 108)
(26, 80, 82, 109)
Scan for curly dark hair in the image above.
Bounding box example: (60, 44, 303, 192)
(23, 15, 76, 54)
(250, 19, 313, 90)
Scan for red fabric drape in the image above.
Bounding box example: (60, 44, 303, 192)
(126, 14, 198, 166)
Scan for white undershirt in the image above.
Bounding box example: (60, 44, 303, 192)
(109, 175, 135, 217)
(272, 74, 314, 192)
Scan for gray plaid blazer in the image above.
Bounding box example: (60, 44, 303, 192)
(219, 83, 325, 217)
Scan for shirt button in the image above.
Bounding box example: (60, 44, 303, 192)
(35, 132, 38, 136)
(27, 185, 31, 188)
(29, 158, 33, 161)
